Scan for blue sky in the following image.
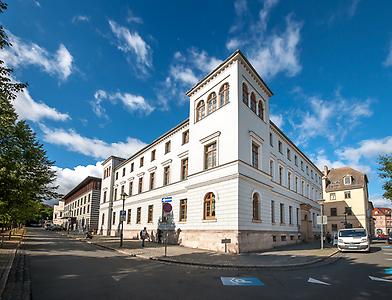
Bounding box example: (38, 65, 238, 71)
(1, 0, 391, 207)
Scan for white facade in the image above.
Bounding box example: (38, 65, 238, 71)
(98, 51, 322, 253)
(52, 201, 64, 226)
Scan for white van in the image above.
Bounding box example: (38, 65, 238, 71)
(337, 228, 370, 252)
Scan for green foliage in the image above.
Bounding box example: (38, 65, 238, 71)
(0, 1, 59, 226)
(378, 154, 392, 201)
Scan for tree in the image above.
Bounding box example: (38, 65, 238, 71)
(0, 1, 59, 227)
(378, 154, 392, 201)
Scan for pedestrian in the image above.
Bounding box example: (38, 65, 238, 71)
(140, 227, 149, 248)
(326, 231, 331, 244)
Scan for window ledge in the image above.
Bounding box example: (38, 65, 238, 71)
(203, 219, 217, 223)
(252, 219, 262, 223)
(280, 223, 286, 226)
(178, 221, 187, 224)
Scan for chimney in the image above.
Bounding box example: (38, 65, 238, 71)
(323, 165, 328, 176)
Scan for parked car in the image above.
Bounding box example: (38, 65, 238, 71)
(337, 228, 370, 252)
(44, 223, 54, 230)
(388, 232, 392, 244)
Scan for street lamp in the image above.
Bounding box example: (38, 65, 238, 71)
(317, 199, 325, 250)
(120, 192, 128, 248)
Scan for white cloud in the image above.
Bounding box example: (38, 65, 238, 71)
(383, 40, 392, 67)
(270, 114, 284, 128)
(291, 90, 373, 145)
(0, 32, 74, 80)
(108, 20, 152, 75)
(53, 162, 102, 196)
(72, 15, 90, 23)
(92, 89, 154, 118)
(169, 65, 198, 86)
(41, 125, 146, 160)
(127, 10, 143, 24)
(370, 196, 392, 209)
(14, 88, 70, 122)
(337, 136, 392, 164)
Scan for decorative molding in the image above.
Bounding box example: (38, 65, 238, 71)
(249, 130, 264, 144)
(127, 177, 134, 181)
(120, 180, 126, 185)
(161, 159, 172, 167)
(177, 150, 189, 159)
(137, 172, 145, 177)
(200, 131, 221, 144)
(148, 166, 157, 172)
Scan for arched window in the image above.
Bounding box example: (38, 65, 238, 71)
(219, 83, 229, 106)
(101, 213, 105, 225)
(252, 193, 260, 221)
(196, 100, 205, 121)
(204, 192, 216, 219)
(207, 92, 217, 114)
(250, 93, 257, 113)
(242, 83, 249, 105)
(258, 100, 264, 120)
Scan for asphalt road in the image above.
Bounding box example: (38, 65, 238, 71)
(9, 228, 392, 300)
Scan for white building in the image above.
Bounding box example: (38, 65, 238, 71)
(63, 176, 101, 232)
(98, 50, 322, 253)
(52, 201, 64, 226)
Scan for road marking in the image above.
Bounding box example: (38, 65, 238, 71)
(112, 274, 128, 282)
(384, 252, 392, 255)
(220, 277, 264, 286)
(385, 268, 392, 275)
(383, 246, 392, 249)
(369, 276, 392, 283)
(307, 277, 331, 286)
(385, 258, 392, 261)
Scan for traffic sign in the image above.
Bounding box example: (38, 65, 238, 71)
(163, 202, 172, 213)
(221, 238, 231, 244)
(221, 277, 264, 286)
(317, 215, 327, 225)
(120, 210, 126, 216)
(161, 196, 172, 203)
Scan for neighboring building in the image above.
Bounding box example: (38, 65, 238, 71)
(372, 207, 392, 236)
(322, 166, 371, 234)
(98, 50, 322, 253)
(52, 201, 64, 226)
(63, 176, 102, 232)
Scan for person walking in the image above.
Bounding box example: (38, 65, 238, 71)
(140, 227, 149, 248)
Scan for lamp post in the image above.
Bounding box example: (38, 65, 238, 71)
(120, 192, 128, 248)
(317, 199, 325, 250)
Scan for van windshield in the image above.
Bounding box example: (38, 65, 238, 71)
(339, 229, 367, 237)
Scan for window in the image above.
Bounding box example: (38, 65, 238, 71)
(269, 160, 274, 179)
(301, 180, 305, 195)
(279, 166, 283, 185)
(207, 92, 217, 114)
(287, 148, 291, 160)
(138, 177, 143, 193)
(88, 194, 90, 202)
(179, 199, 187, 222)
(203, 192, 216, 220)
(289, 206, 293, 225)
(280, 203, 285, 224)
(103, 191, 107, 203)
(345, 207, 353, 215)
(294, 155, 298, 166)
(332, 224, 338, 232)
(122, 168, 125, 177)
(101, 213, 105, 225)
(181, 158, 188, 180)
(344, 191, 351, 199)
(112, 212, 116, 225)
(121, 185, 125, 198)
(165, 141, 171, 154)
(114, 188, 117, 201)
(163, 166, 170, 186)
(250, 92, 257, 113)
(127, 209, 131, 224)
(115, 172, 118, 180)
(311, 170, 314, 179)
(130, 162, 134, 172)
(295, 177, 298, 192)
(148, 205, 153, 223)
(219, 82, 229, 106)
(306, 184, 310, 198)
(258, 100, 264, 120)
(251, 142, 259, 169)
(287, 172, 291, 189)
(140, 157, 144, 167)
(182, 130, 189, 145)
(281, 235, 287, 241)
(83, 206, 86, 214)
(196, 100, 205, 121)
(269, 133, 273, 147)
(330, 193, 336, 200)
(278, 141, 282, 153)
(271, 200, 275, 223)
(330, 208, 337, 216)
(129, 181, 133, 195)
(306, 165, 309, 175)
(344, 176, 352, 185)
(252, 193, 260, 221)
(149, 172, 155, 190)
(204, 142, 217, 170)
(301, 161, 304, 171)
(296, 207, 299, 225)
(136, 207, 141, 224)
(242, 82, 249, 105)
(151, 149, 156, 161)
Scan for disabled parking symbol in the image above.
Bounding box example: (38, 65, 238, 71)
(221, 277, 264, 286)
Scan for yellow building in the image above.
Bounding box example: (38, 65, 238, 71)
(322, 166, 371, 234)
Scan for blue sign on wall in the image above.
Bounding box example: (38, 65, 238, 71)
(220, 277, 264, 286)
(385, 268, 392, 275)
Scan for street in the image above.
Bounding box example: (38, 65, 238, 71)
(5, 228, 391, 300)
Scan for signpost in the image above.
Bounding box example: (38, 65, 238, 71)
(221, 238, 231, 253)
(120, 210, 126, 222)
(161, 196, 172, 203)
(161, 197, 173, 257)
(316, 215, 327, 225)
(316, 199, 325, 250)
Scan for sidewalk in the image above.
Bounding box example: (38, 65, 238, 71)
(67, 232, 339, 268)
(0, 229, 25, 297)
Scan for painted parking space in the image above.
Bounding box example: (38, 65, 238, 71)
(220, 277, 264, 286)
